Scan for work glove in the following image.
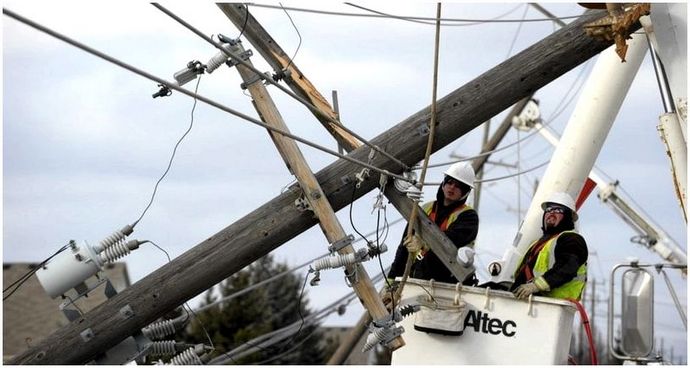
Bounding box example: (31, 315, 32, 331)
(403, 234, 427, 254)
(513, 277, 550, 300)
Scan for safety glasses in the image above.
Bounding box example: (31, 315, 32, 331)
(545, 206, 566, 214)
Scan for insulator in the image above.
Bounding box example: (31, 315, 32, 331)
(99, 241, 132, 263)
(149, 340, 177, 357)
(362, 327, 389, 352)
(143, 319, 177, 340)
(398, 304, 420, 319)
(97, 230, 127, 253)
(169, 347, 202, 365)
(206, 44, 233, 73)
(313, 253, 357, 271)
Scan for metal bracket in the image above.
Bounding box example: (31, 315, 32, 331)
(81, 328, 95, 342)
(344, 266, 359, 287)
(417, 123, 430, 136)
(294, 196, 312, 212)
(120, 305, 135, 319)
(227, 49, 253, 67)
(240, 71, 271, 90)
(329, 234, 354, 253)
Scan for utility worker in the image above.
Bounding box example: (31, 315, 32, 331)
(387, 162, 479, 285)
(512, 191, 588, 300)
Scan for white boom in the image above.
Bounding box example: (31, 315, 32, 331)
(488, 32, 649, 286)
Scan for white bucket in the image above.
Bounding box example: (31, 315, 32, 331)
(391, 278, 577, 365)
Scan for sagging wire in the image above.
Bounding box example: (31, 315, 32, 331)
(2, 8, 414, 186)
(250, 326, 319, 365)
(279, 2, 301, 73)
(3, 242, 72, 301)
(134, 76, 202, 227)
(153, 3, 411, 173)
(251, 3, 583, 24)
(236, 3, 250, 40)
(195, 217, 406, 315)
(422, 57, 593, 172)
(209, 272, 374, 365)
(504, 4, 529, 59)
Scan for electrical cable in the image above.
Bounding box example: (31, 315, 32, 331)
(250, 326, 319, 365)
(236, 3, 249, 39)
(152, 3, 411, 173)
(195, 216, 406, 315)
(249, 3, 582, 24)
(567, 298, 598, 365)
(475, 159, 549, 183)
(504, 4, 529, 59)
(279, 2, 302, 72)
(209, 272, 377, 365)
(133, 76, 202, 227)
(2, 8, 413, 185)
(3, 242, 72, 301)
(419, 117, 559, 169)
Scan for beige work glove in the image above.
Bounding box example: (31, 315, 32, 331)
(403, 234, 427, 254)
(513, 277, 550, 299)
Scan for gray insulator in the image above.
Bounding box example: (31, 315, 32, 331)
(143, 319, 177, 340)
(149, 340, 177, 357)
(362, 327, 389, 352)
(169, 347, 203, 365)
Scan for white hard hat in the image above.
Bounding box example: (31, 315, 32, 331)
(541, 191, 578, 221)
(444, 162, 475, 189)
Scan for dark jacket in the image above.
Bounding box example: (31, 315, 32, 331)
(511, 210, 588, 290)
(388, 184, 479, 284)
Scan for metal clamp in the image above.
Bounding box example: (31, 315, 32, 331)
(240, 71, 270, 90)
(328, 234, 354, 253)
(227, 49, 253, 67)
(294, 196, 312, 212)
(120, 305, 135, 319)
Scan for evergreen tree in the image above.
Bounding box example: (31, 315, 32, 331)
(178, 255, 338, 364)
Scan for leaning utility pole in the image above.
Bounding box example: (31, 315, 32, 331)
(229, 39, 404, 349)
(10, 9, 625, 364)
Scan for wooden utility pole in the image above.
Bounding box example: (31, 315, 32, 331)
(218, 2, 474, 287)
(10, 9, 624, 364)
(230, 40, 404, 349)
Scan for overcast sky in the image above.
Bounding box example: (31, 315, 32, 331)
(3, 1, 687, 362)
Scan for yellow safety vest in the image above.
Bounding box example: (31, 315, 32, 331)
(528, 230, 587, 300)
(421, 201, 475, 248)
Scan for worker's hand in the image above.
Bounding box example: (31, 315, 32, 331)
(514, 277, 549, 299)
(513, 282, 540, 299)
(403, 234, 426, 254)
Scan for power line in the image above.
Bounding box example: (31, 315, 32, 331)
(2, 7, 413, 185)
(151, 3, 411, 172)
(194, 216, 405, 314)
(250, 3, 582, 24)
(278, 2, 302, 71)
(134, 76, 202, 227)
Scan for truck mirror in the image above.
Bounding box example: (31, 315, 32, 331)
(620, 268, 654, 357)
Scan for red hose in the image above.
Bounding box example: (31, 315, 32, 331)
(567, 298, 598, 365)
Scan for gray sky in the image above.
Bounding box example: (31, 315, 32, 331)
(3, 1, 687, 362)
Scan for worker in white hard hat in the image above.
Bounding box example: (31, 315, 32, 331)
(387, 162, 479, 285)
(512, 191, 588, 301)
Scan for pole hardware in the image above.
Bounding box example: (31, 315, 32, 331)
(328, 234, 354, 253)
(80, 328, 95, 343)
